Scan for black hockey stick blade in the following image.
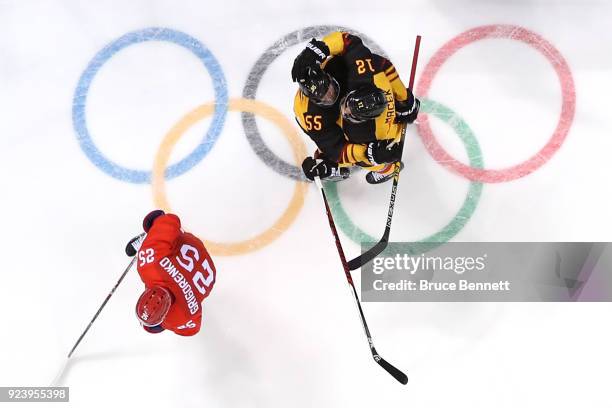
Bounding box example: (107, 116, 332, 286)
(347, 166, 399, 270)
(375, 354, 408, 385)
(125, 232, 146, 257)
(347, 238, 388, 271)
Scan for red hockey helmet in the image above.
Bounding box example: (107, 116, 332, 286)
(135, 286, 173, 327)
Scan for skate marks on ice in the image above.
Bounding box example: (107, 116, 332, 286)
(151, 98, 308, 256)
(325, 99, 484, 253)
(72, 27, 228, 184)
(241, 25, 388, 181)
(50, 349, 155, 386)
(415, 25, 576, 183)
(69, 24, 577, 258)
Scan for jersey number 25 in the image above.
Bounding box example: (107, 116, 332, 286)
(138, 248, 155, 267)
(176, 244, 214, 295)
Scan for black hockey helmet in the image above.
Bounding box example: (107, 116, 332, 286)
(296, 65, 339, 106)
(341, 85, 387, 122)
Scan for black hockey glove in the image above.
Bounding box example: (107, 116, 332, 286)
(366, 140, 403, 165)
(394, 97, 420, 124)
(291, 38, 330, 82)
(143, 209, 165, 232)
(301, 156, 347, 181)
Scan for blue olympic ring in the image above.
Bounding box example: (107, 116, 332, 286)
(72, 27, 228, 184)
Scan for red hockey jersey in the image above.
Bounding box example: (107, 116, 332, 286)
(136, 214, 216, 336)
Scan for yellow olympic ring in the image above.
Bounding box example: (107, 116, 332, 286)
(152, 98, 308, 256)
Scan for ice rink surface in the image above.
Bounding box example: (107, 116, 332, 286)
(1, 0, 611, 406)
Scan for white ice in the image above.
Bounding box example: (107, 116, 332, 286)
(1, 0, 611, 407)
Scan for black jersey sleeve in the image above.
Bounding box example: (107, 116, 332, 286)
(322, 32, 376, 88)
(295, 118, 346, 161)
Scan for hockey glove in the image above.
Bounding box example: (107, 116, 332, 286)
(394, 96, 420, 124)
(366, 140, 403, 165)
(302, 156, 346, 181)
(143, 209, 165, 233)
(291, 38, 330, 82)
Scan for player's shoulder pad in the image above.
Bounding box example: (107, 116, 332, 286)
(372, 54, 391, 72)
(157, 213, 182, 228)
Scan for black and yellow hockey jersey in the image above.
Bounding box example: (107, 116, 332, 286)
(293, 31, 414, 167)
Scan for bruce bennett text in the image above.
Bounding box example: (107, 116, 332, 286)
(372, 280, 511, 292)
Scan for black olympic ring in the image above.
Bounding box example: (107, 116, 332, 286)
(241, 25, 389, 181)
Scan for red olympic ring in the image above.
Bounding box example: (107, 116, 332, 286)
(416, 25, 576, 183)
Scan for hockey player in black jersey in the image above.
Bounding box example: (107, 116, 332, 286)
(292, 31, 420, 184)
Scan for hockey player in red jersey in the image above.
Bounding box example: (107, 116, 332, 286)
(133, 210, 216, 336)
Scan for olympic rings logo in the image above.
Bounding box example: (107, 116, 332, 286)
(73, 28, 228, 183)
(72, 25, 576, 256)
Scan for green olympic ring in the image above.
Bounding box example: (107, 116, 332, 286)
(324, 98, 484, 254)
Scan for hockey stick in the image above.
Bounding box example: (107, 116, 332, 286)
(314, 177, 408, 384)
(347, 35, 422, 271)
(51, 233, 145, 385)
